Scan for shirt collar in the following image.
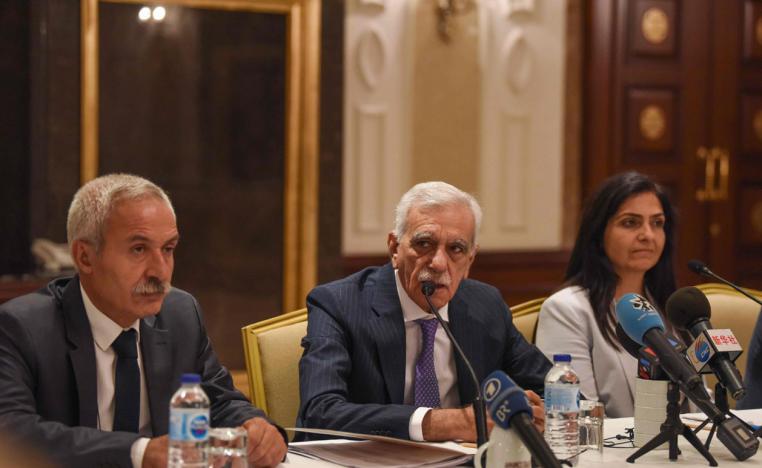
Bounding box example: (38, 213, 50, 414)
(394, 269, 449, 323)
(80, 284, 141, 352)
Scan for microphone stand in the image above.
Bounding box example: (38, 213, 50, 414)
(421, 287, 489, 447)
(627, 382, 718, 466)
(694, 383, 762, 447)
(694, 266, 762, 308)
(692, 382, 728, 450)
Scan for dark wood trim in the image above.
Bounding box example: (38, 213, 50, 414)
(0, 278, 47, 305)
(583, 0, 616, 196)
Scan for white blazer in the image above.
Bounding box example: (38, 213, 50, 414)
(535, 286, 637, 418)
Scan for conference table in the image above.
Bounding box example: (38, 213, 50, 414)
(282, 409, 762, 467)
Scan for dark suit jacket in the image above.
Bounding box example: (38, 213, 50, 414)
(0, 276, 270, 468)
(737, 307, 762, 409)
(297, 263, 552, 439)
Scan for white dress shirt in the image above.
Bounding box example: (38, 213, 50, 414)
(80, 285, 151, 468)
(394, 270, 459, 441)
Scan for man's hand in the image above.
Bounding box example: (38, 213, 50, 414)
(421, 406, 495, 442)
(142, 435, 168, 468)
(525, 390, 545, 433)
(242, 417, 287, 467)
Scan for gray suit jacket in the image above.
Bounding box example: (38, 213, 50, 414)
(297, 263, 552, 439)
(0, 276, 273, 467)
(536, 286, 637, 417)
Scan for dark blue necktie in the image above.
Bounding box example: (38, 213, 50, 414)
(112, 329, 140, 433)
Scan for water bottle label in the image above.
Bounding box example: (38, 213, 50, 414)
(545, 383, 580, 412)
(169, 408, 209, 442)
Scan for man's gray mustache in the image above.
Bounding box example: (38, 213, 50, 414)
(133, 278, 171, 295)
(418, 270, 451, 286)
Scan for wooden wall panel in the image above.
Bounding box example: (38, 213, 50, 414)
(629, 0, 678, 57)
(0, 280, 46, 305)
(739, 184, 762, 247)
(626, 87, 676, 156)
(0, 0, 32, 274)
(588, 0, 762, 289)
(743, 0, 762, 61)
(741, 93, 762, 155)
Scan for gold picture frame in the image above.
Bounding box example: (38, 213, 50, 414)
(81, 0, 320, 312)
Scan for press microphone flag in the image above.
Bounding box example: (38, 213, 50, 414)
(482, 370, 562, 468)
(686, 330, 743, 373)
(615, 322, 684, 381)
(666, 286, 745, 400)
(616, 294, 714, 406)
(616, 293, 759, 460)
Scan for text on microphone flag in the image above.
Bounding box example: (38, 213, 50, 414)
(708, 329, 741, 350)
(628, 294, 656, 313)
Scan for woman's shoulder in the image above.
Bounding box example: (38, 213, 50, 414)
(540, 285, 595, 320)
(544, 285, 590, 306)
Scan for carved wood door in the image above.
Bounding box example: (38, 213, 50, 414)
(585, 0, 762, 288)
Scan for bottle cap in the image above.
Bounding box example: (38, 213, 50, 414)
(181, 373, 201, 384)
(553, 354, 571, 362)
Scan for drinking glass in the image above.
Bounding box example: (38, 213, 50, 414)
(579, 400, 604, 452)
(208, 427, 248, 468)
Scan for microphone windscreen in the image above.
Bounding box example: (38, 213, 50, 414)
(616, 293, 665, 346)
(421, 281, 436, 297)
(665, 286, 711, 329)
(688, 259, 707, 274)
(615, 322, 642, 358)
(482, 370, 531, 429)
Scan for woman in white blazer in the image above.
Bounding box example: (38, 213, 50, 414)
(536, 172, 678, 418)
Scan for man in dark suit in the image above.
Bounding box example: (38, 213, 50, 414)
(298, 181, 552, 441)
(0, 174, 286, 467)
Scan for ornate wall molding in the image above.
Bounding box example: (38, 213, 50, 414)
(478, 0, 566, 250)
(343, 0, 567, 253)
(343, 0, 413, 254)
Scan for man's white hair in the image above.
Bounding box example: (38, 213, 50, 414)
(393, 181, 482, 244)
(67, 173, 175, 251)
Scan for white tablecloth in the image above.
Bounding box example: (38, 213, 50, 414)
(283, 409, 762, 467)
(579, 409, 762, 467)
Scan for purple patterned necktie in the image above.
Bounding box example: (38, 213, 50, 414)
(414, 318, 441, 408)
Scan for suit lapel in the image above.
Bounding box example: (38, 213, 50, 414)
(448, 296, 482, 405)
(615, 347, 636, 403)
(61, 277, 99, 428)
(370, 265, 407, 404)
(141, 316, 171, 436)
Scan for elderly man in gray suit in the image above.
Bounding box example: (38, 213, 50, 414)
(0, 174, 286, 467)
(298, 181, 552, 441)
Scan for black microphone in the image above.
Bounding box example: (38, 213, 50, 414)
(617, 293, 759, 460)
(420, 281, 488, 447)
(666, 287, 746, 400)
(688, 259, 762, 308)
(482, 371, 562, 468)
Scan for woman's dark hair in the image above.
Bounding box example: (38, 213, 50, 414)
(565, 171, 677, 349)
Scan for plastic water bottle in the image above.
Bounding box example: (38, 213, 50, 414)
(168, 373, 210, 467)
(544, 354, 580, 466)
